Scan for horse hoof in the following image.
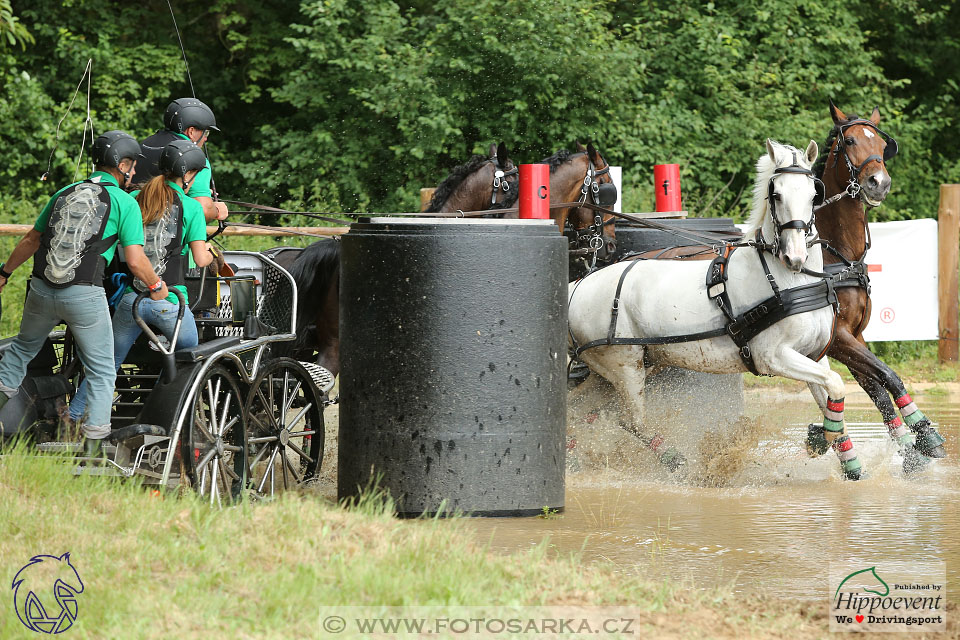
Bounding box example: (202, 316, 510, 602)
(912, 422, 947, 458)
(659, 448, 686, 473)
(805, 423, 829, 457)
(903, 446, 932, 475)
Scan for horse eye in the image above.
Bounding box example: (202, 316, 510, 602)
(773, 193, 782, 201)
(845, 138, 855, 146)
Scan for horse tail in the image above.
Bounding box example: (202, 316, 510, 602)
(288, 239, 340, 357)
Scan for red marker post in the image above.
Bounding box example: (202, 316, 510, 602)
(519, 164, 550, 219)
(654, 164, 682, 212)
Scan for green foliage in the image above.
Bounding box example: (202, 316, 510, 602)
(0, 0, 958, 219)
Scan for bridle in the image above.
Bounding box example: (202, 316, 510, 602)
(818, 119, 898, 210)
(760, 150, 824, 259)
(489, 155, 518, 206)
(572, 154, 618, 265)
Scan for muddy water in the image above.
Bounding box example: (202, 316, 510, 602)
(465, 383, 960, 600)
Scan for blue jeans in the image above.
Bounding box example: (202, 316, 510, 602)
(69, 291, 198, 424)
(0, 280, 115, 439)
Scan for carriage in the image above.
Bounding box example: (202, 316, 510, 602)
(0, 250, 336, 505)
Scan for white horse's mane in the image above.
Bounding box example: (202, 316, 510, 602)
(743, 141, 811, 234)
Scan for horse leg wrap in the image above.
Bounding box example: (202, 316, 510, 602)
(645, 434, 686, 473)
(823, 398, 862, 480)
(896, 394, 946, 457)
(884, 417, 914, 447)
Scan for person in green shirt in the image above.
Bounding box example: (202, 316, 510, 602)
(137, 98, 229, 222)
(0, 131, 168, 454)
(68, 140, 213, 426)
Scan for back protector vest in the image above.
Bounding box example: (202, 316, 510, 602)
(136, 129, 181, 187)
(33, 181, 117, 288)
(128, 191, 186, 292)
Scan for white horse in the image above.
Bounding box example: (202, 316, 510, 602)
(568, 139, 863, 480)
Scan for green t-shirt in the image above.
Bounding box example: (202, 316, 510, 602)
(34, 171, 145, 265)
(173, 131, 213, 200)
(127, 181, 207, 305)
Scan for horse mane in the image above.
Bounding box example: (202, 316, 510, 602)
(813, 112, 861, 179)
(541, 149, 584, 174)
(744, 142, 810, 233)
(286, 239, 340, 357)
(424, 154, 490, 212)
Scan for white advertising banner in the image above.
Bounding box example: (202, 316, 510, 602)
(860, 218, 939, 342)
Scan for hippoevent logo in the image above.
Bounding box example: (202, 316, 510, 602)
(829, 562, 945, 633)
(11, 553, 84, 634)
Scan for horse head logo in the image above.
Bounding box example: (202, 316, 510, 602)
(11, 552, 84, 634)
(835, 566, 890, 599)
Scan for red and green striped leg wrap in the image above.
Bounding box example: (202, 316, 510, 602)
(895, 393, 945, 454)
(895, 394, 925, 427)
(645, 434, 686, 473)
(885, 416, 913, 447)
(823, 397, 862, 479)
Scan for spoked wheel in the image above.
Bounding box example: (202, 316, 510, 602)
(183, 366, 248, 506)
(244, 358, 325, 497)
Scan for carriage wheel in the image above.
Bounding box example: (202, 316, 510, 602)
(183, 366, 248, 506)
(244, 358, 324, 497)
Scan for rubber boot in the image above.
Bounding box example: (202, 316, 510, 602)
(83, 438, 106, 460)
(911, 418, 947, 459)
(805, 424, 830, 457)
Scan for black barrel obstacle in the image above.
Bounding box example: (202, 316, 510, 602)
(338, 218, 568, 517)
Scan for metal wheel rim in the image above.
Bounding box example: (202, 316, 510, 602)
(245, 359, 324, 496)
(186, 367, 247, 506)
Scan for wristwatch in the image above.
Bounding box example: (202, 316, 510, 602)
(0, 263, 12, 280)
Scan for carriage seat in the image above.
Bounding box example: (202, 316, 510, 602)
(174, 336, 242, 363)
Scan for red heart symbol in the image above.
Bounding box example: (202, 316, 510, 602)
(855, 615, 864, 623)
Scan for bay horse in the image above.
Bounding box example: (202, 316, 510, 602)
(423, 143, 518, 213)
(541, 143, 619, 264)
(569, 140, 865, 480)
(803, 102, 946, 464)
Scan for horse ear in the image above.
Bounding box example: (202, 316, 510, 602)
(586, 142, 599, 164)
(496, 142, 509, 167)
(829, 99, 846, 125)
(575, 141, 586, 152)
(766, 138, 778, 162)
(804, 139, 819, 166)
(488, 143, 497, 157)
(870, 105, 881, 125)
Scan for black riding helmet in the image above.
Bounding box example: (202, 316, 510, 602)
(92, 130, 140, 168)
(163, 98, 219, 134)
(159, 140, 207, 179)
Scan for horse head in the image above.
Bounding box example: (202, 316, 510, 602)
(424, 142, 518, 213)
(824, 101, 897, 207)
(750, 139, 821, 272)
(547, 142, 618, 261)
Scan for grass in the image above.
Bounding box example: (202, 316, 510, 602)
(0, 447, 840, 639)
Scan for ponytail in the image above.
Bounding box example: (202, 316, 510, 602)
(136, 175, 176, 225)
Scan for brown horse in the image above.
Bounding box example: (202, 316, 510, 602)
(541, 143, 619, 263)
(423, 143, 518, 213)
(804, 102, 945, 464)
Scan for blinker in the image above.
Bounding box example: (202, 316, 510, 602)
(596, 182, 618, 206)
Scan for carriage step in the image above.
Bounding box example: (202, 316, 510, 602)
(300, 362, 336, 393)
(37, 441, 117, 455)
